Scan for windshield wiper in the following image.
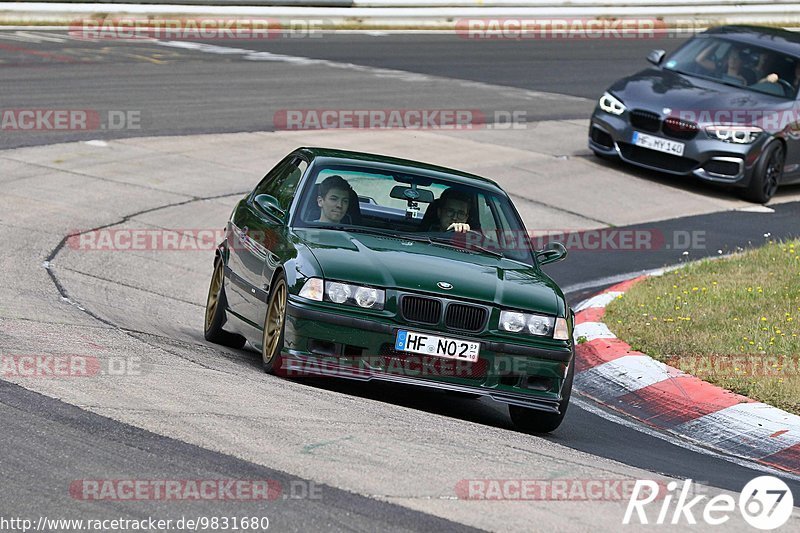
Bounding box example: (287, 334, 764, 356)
(427, 236, 504, 259)
(316, 225, 433, 243)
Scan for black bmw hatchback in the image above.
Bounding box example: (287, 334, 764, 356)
(589, 25, 800, 203)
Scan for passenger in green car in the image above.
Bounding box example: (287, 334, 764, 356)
(316, 175, 352, 224)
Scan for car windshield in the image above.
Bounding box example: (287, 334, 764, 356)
(294, 163, 535, 264)
(663, 36, 800, 99)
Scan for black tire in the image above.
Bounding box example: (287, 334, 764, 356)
(261, 275, 287, 375)
(509, 355, 575, 434)
(742, 141, 784, 204)
(204, 259, 247, 349)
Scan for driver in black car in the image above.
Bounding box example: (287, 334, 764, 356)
(429, 188, 473, 233)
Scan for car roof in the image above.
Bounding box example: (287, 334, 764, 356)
(296, 147, 505, 193)
(702, 25, 800, 57)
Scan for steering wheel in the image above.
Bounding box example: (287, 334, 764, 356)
(777, 79, 795, 96)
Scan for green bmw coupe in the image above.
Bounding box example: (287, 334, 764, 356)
(204, 148, 575, 433)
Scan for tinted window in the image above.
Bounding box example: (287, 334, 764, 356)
(294, 164, 534, 264)
(664, 36, 799, 98)
(253, 158, 308, 211)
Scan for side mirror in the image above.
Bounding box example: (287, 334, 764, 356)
(647, 49, 666, 66)
(253, 194, 286, 222)
(536, 241, 567, 266)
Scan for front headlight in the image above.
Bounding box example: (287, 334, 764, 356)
(499, 310, 556, 337)
(705, 125, 762, 144)
(325, 280, 385, 310)
(298, 278, 385, 309)
(599, 92, 626, 115)
(298, 277, 323, 301)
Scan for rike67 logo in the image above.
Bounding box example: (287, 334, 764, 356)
(624, 476, 794, 529)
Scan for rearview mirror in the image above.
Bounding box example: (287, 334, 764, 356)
(389, 185, 434, 203)
(253, 194, 286, 222)
(647, 49, 666, 66)
(536, 242, 567, 266)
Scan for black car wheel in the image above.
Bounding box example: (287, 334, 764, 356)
(204, 259, 247, 349)
(743, 141, 784, 203)
(509, 354, 574, 434)
(261, 275, 287, 374)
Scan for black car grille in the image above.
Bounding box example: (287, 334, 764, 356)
(445, 303, 488, 332)
(618, 142, 699, 173)
(662, 116, 699, 140)
(378, 344, 488, 380)
(629, 109, 661, 132)
(590, 126, 614, 148)
(703, 159, 741, 177)
(400, 296, 441, 324)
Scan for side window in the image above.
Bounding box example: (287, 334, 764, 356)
(477, 194, 499, 234)
(253, 158, 308, 211)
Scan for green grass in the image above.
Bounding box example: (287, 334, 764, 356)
(603, 239, 800, 414)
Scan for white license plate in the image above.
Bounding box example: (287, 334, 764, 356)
(395, 330, 480, 362)
(632, 131, 685, 156)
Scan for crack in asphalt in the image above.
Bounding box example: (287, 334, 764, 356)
(42, 190, 248, 366)
(507, 189, 611, 227)
(61, 266, 204, 308)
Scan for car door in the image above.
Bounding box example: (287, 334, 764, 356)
(226, 155, 307, 327)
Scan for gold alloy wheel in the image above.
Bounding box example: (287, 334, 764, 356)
(262, 279, 287, 364)
(205, 261, 224, 332)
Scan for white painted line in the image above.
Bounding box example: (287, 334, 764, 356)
(5, 3, 800, 18)
(575, 355, 672, 398)
(574, 291, 622, 311)
(573, 321, 615, 341)
(735, 205, 775, 213)
(676, 403, 800, 459)
(153, 39, 591, 102)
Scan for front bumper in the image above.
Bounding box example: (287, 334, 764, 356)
(589, 110, 768, 188)
(281, 299, 572, 413)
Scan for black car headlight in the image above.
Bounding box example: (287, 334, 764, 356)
(299, 278, 385, 310)
(499, 311, 570, 340)
(598, 92, 626, 116)
(705, 125, 762, 144)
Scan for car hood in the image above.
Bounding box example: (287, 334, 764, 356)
(295, 229, 561, 316)
(608, 67, 789, 121)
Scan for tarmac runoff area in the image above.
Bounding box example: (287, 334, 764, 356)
(2, 124, 800, 530)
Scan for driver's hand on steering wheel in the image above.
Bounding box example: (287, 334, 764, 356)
(446, 222, 471, 233)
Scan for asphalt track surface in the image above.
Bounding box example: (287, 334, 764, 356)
(0, 32, 688, 149)
(2, 30, 800, 530)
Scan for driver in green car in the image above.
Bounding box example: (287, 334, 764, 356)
(429, 188, 473, 233)
(316, 175, 352, 224)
